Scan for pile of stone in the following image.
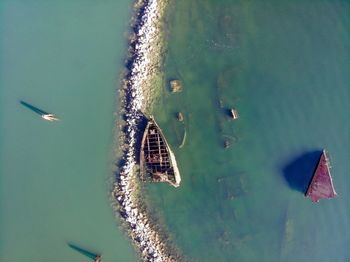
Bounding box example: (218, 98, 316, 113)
(114, 0, 178, 261)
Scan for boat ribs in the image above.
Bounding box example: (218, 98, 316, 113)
(140, 117, 181, 187)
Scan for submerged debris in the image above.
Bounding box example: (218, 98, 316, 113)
(176, 112, 184, 122)
(223, 139, 231, 149)
(179, 129, 187, 149)
(169, 80, 182, 93)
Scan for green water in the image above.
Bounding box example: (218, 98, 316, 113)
(0, 1, 137, 261)
(147, 1, 350, 262)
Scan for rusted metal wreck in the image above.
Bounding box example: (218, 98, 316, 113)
(140, 116, 181, 187)
(305, 150, 337, 202)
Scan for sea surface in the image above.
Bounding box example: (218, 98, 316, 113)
(0, 1, 137, 262)
(146, 1, 350, 262)
(2, 1, 350, 262)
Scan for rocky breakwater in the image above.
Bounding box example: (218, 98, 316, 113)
(113, 0, 179, 261)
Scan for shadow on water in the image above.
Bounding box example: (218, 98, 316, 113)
(282, 150, 323, 193)
(67, 243, 100, 260)
(20, 100, 48, 116)
(223, 108, 235, 118)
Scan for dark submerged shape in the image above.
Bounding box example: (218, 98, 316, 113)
(305, 150, 337, 202)
(140, 116, 181, 187)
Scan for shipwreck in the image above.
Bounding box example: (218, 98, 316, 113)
(305, 150, 337, 202)
(140, 116, 181, 187)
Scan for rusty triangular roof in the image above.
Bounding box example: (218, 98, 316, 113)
(305, 150, 337, 202)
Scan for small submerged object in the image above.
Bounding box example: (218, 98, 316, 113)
(140, 116, 181, 187)
(176, 112, 184, 122)
(94, 255, 102, 262)
(179, 128, 187, 149)
(222, 134, 237, 149)
(169, 79, 182, 93)
(223, 139, 231, 149)
(41, 113, 59, 121)
(305, 149, 337, 202)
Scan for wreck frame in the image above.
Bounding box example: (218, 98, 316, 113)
(140, 116, 181, 187)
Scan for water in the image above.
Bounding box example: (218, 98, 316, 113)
(2, 1, 350, 261)
(0, 1, 137, 261)
(146, 1, 350, 261)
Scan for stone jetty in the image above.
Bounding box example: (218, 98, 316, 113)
(113, 0, 180, 261)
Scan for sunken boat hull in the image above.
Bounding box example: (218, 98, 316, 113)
(305, 150, 337, 202)
(140, 117, 181, 187)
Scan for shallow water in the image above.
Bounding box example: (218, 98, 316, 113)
(146, 1, 350, 261)
(0, 1, 137, 261)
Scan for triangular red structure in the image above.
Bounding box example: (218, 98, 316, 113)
(305, 150, 337, 202)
